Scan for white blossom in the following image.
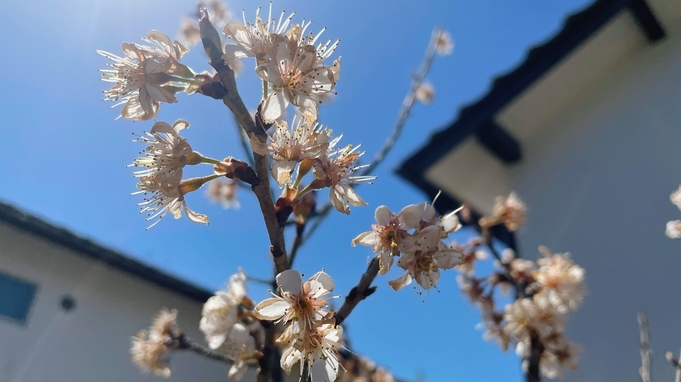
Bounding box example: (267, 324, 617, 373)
(130, 309, 178, 378)
(200, 269, 248, 350)
(667, 220, 681, 239)
(206, 179, 241, 209)
(223, 4, 295, 63)
(491, 192, 527, 232)
(671, 185, 681, 210)
(351, 205, 419, 274)
(257, 33, 341, 123)
(415, 82, 435, 104)
(250, 115, 330, 186)
(98, 31, 195, 120)
(130, 119, 195, 184)
(535, 248, 585, 312)
(311, 137, 375, 214)
(133, 172, 209, 229)
(226, 323, 256, 381)
(434, 29, 454, 56)
(254, 270, 336, 337)
(280, 323, 343, 382)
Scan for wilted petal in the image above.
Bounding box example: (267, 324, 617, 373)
(434, 251, 463, 269)
(377, 251, 394, 275)
(329, 187, 350, 214)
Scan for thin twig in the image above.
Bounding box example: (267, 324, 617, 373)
(288, 231, 304, 267)
(637, 312, 652, 382)
(199, 11, 289, 276)
(482, 233, 527, 299)
(335, 257, 380, 326)
(175, 333, 234, 365)
(525, 334, 544, 382)
(358, 28, 441, 177)
(247, 274, 275, 286)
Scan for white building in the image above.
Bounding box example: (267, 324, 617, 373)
(0, 201, 257, 382)
(399, 0, 681, 380)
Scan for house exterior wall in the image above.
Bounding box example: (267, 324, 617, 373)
(500, 3, 681, 381)
(0, 221, 256, 382)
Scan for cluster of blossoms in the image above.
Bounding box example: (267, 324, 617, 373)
(455, 194, 585, 380)
(337, 354, 394, 382)
(666, 185, 681, 238)
(254, 270, 344, 382)
(130, 309, 180, 378)
(223, 4, 341, 123)
(353, 202, 464, 293)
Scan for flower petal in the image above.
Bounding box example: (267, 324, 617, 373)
(374, 205, 391, 226)
(253, 297, 289, 320)
(308, 271, 334, 295)
(388, 272, 412, 291)
(276, 269, 302, 295)
(261, 90, 289, 123)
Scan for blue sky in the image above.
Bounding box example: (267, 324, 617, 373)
(0, 0, 592, 380)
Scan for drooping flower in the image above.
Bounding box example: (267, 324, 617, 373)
(98, 31, 196, 120)
(130, 309, 178, 378)
(280, 323, 343, 382)
(130, 119, 197, 183)
(249, 115, 330, 186)
(257, 33, 341, 123)
(310, 138, 375, 214)
(388, 239, 462, 292)
(351, 205, 420, 274)
(254, 270, 336, 337)
(200, 269, 248, 350)
(133, 172, 209, 229)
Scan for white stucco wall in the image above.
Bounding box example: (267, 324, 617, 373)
(0, 221, 256, 382)
(499, 2, 681, 381)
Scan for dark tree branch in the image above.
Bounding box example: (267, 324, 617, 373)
(335, 257, 380, 326)
(638, 312, 652, 382)
(199, 11, 289, 276)
(174, 333, 234, 365)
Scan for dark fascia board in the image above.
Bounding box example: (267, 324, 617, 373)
(0, 201, 212, 302)
(397, 0, 664, 229)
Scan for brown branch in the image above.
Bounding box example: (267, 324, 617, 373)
(525, 334, 544, 382)
(638, 312, 653, 382)
(174, 332, 234, 365)
(335, 257, 380, 326)
(482, 232, 528, 299)
(199, 11, 289, 275)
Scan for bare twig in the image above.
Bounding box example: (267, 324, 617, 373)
(358, 28, 442, 177)
(335, 257, 380, 326)
(525, 334, 544, 382)
(482, 233, 527, 299)
(175, 332, 234, 365)
(638, 312, 653, 382)
(199, 11, 289, 276)
(288, 231, 304, 267)
(247, 274, 275, 286)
